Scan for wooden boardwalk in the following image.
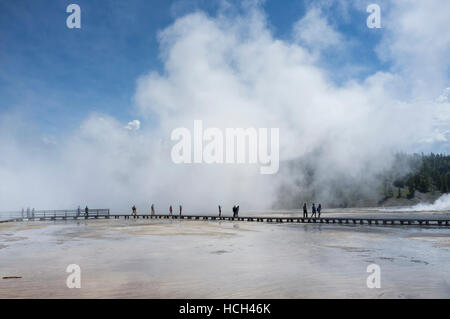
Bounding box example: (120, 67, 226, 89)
(2, 210, 450, 226)
(114, 214, 450, 226)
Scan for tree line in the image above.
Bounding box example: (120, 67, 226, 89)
(386, 153, 450, 199)
(275, 152, 450, 209)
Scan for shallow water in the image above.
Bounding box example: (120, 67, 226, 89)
(0, 214, 449, 298)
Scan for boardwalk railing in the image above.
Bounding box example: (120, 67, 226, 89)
(0, 209, 110, 222)
(30, 209, 110, 219)
(0, 211, 25, 222)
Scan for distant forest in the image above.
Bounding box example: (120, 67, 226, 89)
(275, 152, 450, 208)
(382, 153, 450, 200)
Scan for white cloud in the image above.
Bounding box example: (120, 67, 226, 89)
(124, 120, 141, 131)
(420, 130, 448, 144)
(436, 87, 450, 103)
(42, 135, 57, 145)
(293, 8, 343, 51)
(376, 0, 450, 99)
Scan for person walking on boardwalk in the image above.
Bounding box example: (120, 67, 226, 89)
(236, 205, 240, 217)
(151, 204, 155, 215)
(179, 205, 182, 216)
(311, 203, 316, 218)
(317, 204, 322, 218)
(303, 203, 308, 218)
(169, 205, 173, 215)
(85, 206, 89, 217)
(218, 205, 222, 217)
(132, 205, 137, 216)
(232, 205, 236, 217)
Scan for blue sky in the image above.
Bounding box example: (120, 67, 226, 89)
(0, 0, 388, 135)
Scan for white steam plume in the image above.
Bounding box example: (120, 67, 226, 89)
(392, 194, 450, 212)
(0, 2, 449, 212)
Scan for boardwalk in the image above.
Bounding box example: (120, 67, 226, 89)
(0, 209, 109, 223)
(1, 210, 449, 226)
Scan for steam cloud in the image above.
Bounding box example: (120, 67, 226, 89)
(391, 194, 450, 212)
(1, 1, 449, 212)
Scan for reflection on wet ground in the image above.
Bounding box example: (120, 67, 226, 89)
(0, 214, 449, 298)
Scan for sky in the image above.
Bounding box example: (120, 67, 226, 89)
(0, 0, 388, 134)
(0, 0, 449, 211)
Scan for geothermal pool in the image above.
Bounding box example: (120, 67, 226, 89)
(0, 211, 449, 298)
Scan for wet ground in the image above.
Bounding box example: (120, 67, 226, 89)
(0, 212, 449, 298)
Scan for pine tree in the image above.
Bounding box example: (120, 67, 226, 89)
(444, 174, 450, 193)
(387, 185, 394, 198)
(393, 178, 405, 188)
(407, 176, 415, 199)
(437, 173, 442, 190)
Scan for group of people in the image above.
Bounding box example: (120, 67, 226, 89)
(130, 204, 239, 217)
(76, 206, 90, 217)
(302, 202, 322, 218)
(168, 205, 182, 216)
(131, 204, 183, 216)
(129, 203, 321, 218)
(22, 208, 36, 218)
(232, 205, 240, 217)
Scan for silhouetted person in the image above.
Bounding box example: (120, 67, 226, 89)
(132, 205, 137, 216)
(218, 205, 222, 217)
(236, 205, 240, 217)
(169, 205, 173, 215)
(77, 206, 81, 217)
(85, 206, 89, 217)
(311, 203, 316, 218)
(179, 205, 182, 216)
(151, 204, 155, 215)
(232, 205, 236, 217)
(303, 203, 308, 218)
(317, 204, 322, 218)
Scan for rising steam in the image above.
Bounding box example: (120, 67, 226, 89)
(1, 1, 449, 212)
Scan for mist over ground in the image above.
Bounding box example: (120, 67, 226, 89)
(389, 194, 450, 212)
(0, 1, 449, 212)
